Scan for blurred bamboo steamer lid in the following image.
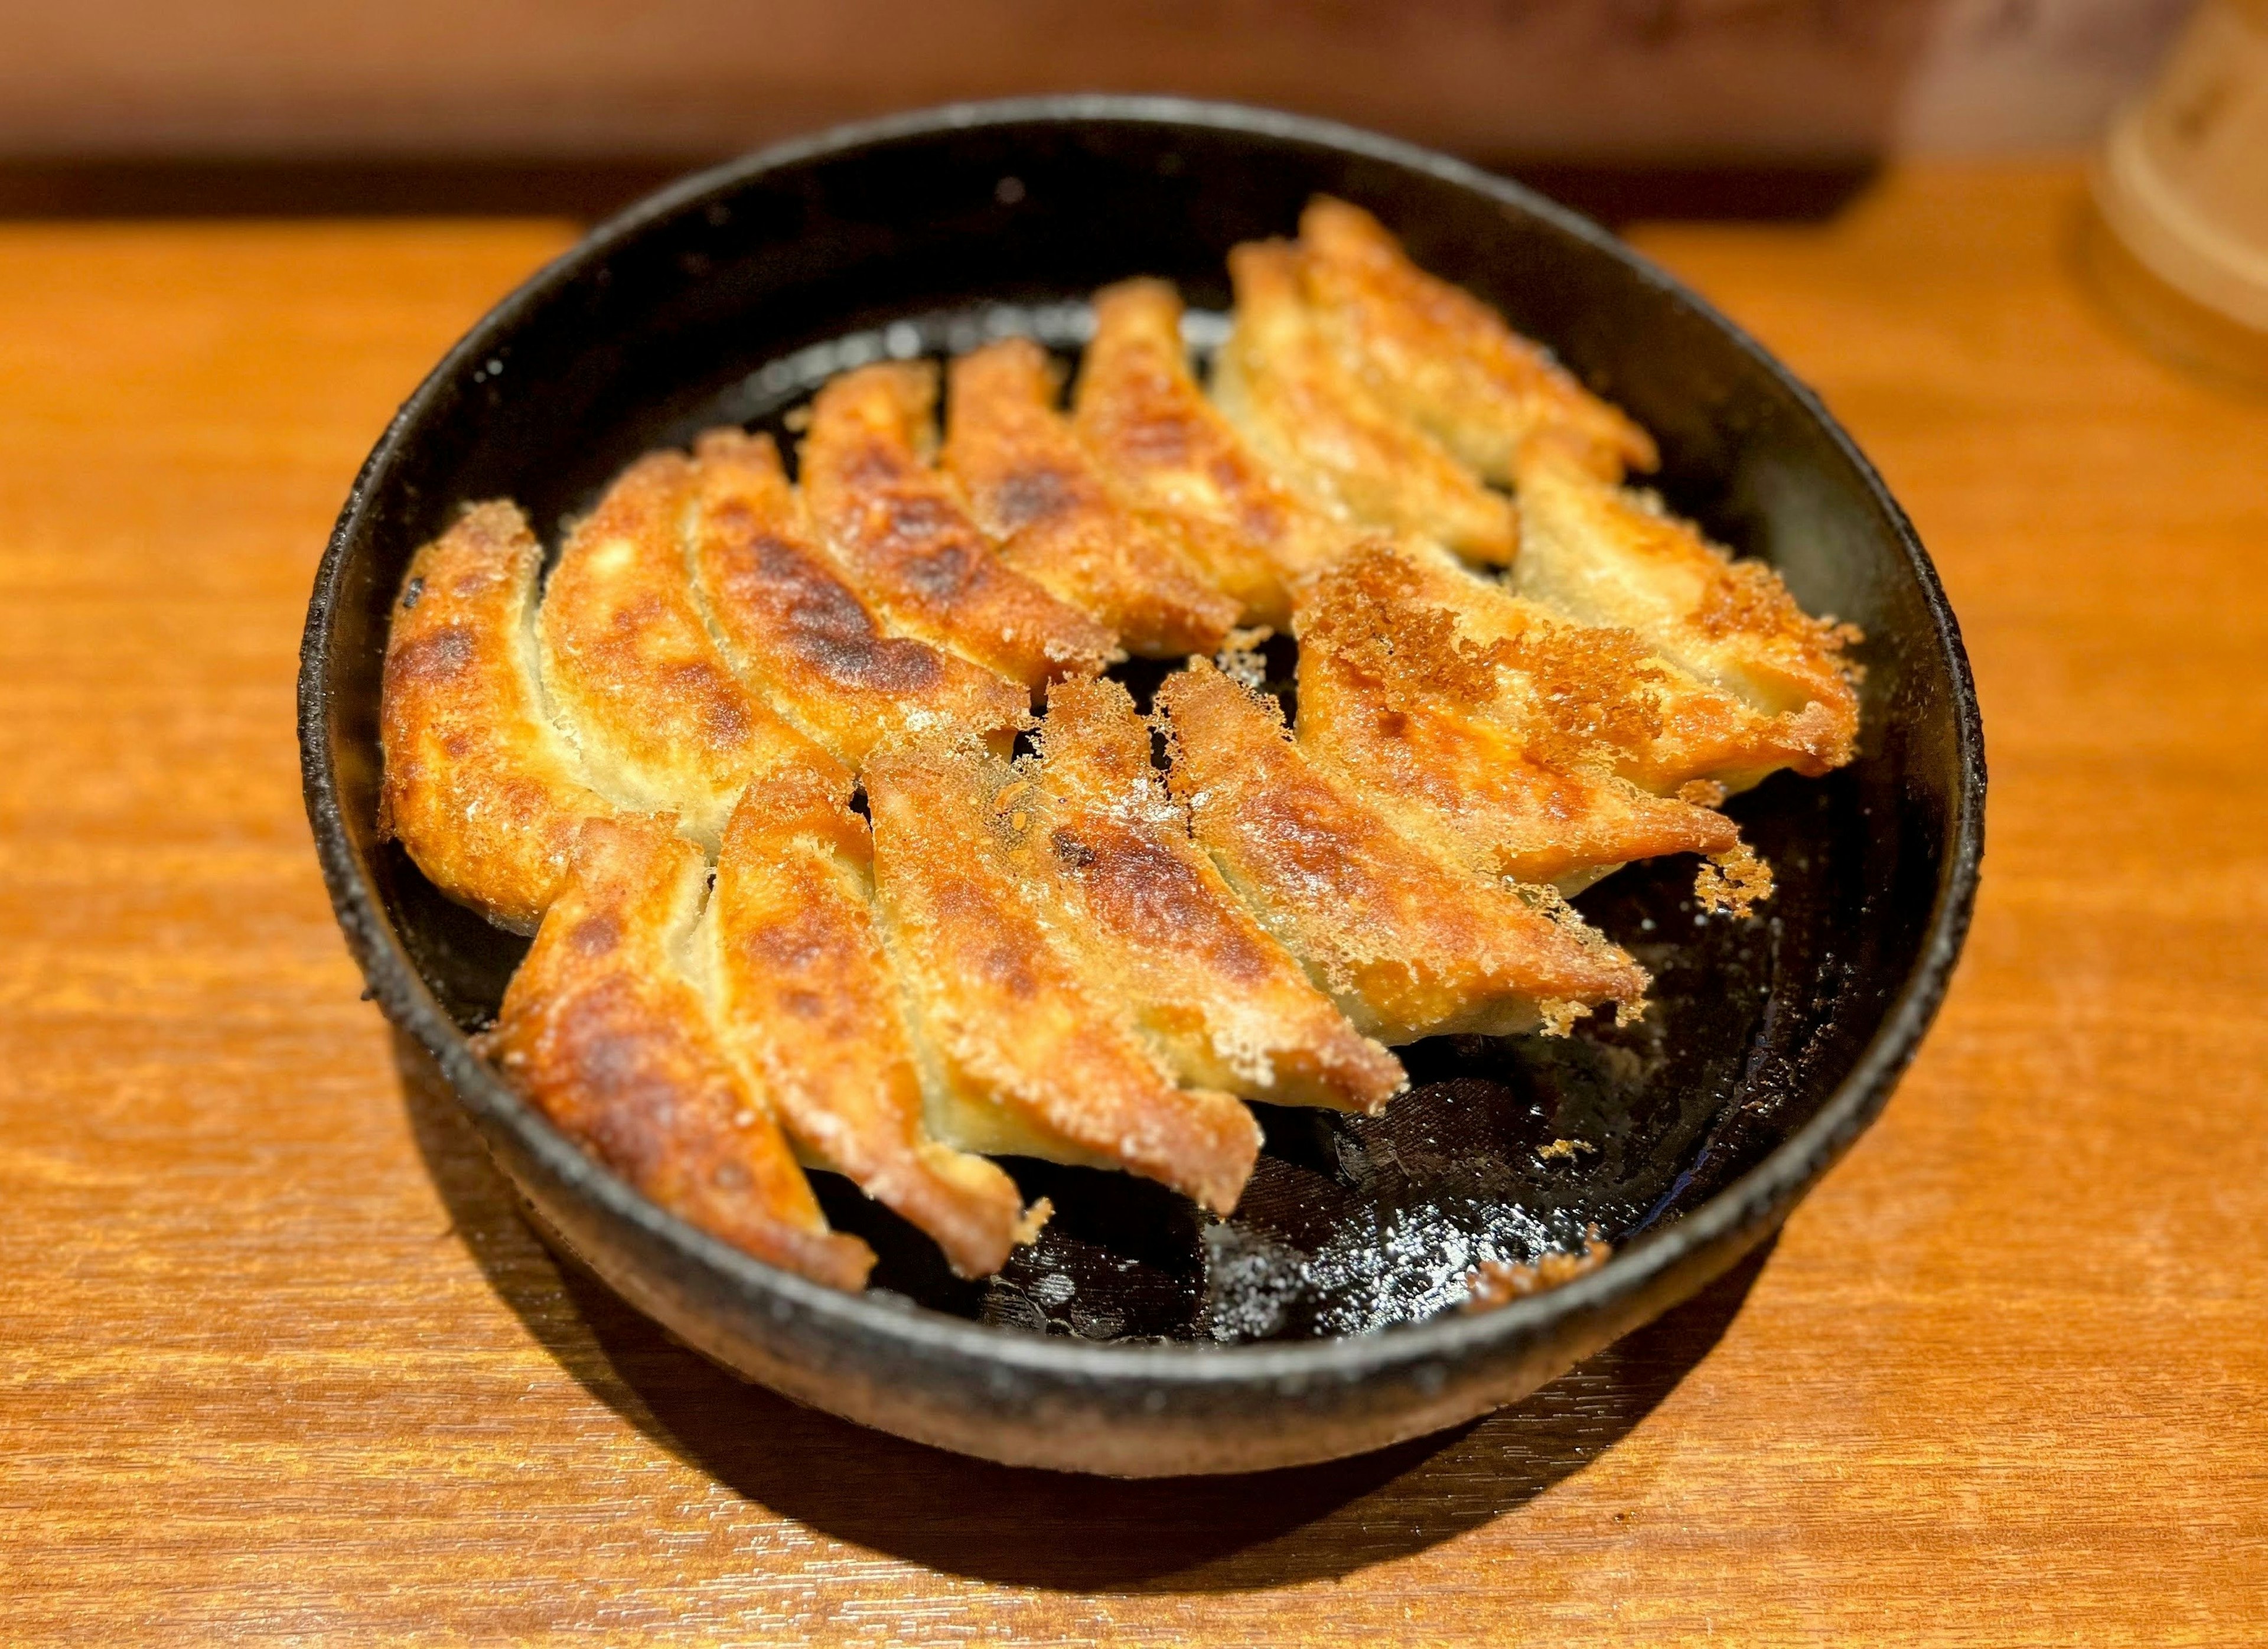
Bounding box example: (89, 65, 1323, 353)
(2088, 0, 2268, 388)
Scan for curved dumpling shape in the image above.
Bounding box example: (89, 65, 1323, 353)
(1074, 278, 1358, 627)
(945, 338, 1240, 657)
(687, 426, 1029, 765)
(478, 814, 875, 1292)
(1214, 240, 1517, 565)
(1293, 546, 1741, 893)
(1018, 677, 1406, 1113)
(864, 738, 1263, 1216)
(380, 500, 614, 933)
(1510, 449, 1860, 764)
(1390, 543, 1847, 795)
(800, 361, 1117, 696)
(1296, 195, 1658, 483)
(706, 763, 1043, 1279)
(539, 451, 850, 848)
(1156, 660, 1649, 1044)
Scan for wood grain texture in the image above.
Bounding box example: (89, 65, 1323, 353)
(2, 168, 2266, 1644)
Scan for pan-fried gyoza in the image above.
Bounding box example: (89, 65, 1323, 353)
(539, 450, 850, 847)
(1510, 446, 1860, 756)
(479, 814, 876, 1292)
(1296, 195, 1658, 483)
(688, 426, 1030, 766)
(800, 361, 1117, 696)
(865, 738, 1263, 1215)
(1156, 660, 1650, 1044)
(379, 500, 614, 933)
(1074, 278, 1354, 627)
(1016, 677, 1407, 1113)
(1386, 543, 1850, 796)
(379, 195, 1859, 1296)
(944, 338, 1241, 657)
(1292, 545, 1741, 893)
(707, 762, 1045, 1279)
(1214, 240, 1518, 563)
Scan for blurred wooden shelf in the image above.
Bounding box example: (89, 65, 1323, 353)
(2, 163, 2263, 1644)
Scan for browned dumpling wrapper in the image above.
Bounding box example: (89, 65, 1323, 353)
(687, 426, 1029, 765)
(1293, 546, 1740, 892)
(1156, 660, 1649, 1044)
(380, 500, 614, 933)
(539, 450, 850, 846)
(1214, 240, 1518, 565)
(1017, 677, 1406, 1113)
(1395, 545, 1847, 794)
(944, 339, 1240, 657)
(1297, 195, 1658, 483)
(865, 738, 1263, 1215)
(479, 814, 875, 1292)
(1510, 449, 1859, 761)
(1074, 278, 1357, 627)
(800, 361, 1117, 696)
(706, 763, 1042, 1279)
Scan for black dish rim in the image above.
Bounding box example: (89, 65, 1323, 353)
(298, 95, 1985, 1397)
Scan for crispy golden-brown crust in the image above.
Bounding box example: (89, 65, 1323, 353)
(800, 362, 1117, 696)
(379, 501, 614, 933)
(708, 764, 1037, 1279)
(944, 340, 1240, 657)
(538, 451, 849, 846)
(1073, 279, 1358, 627)
(1298, 196, 1657, 483)
(1462, 1233, 1612, 1312)
(478, 814, 874, 1292)
(1022, 677, 1406, 1113)
(1393, 544, 1849, 792)
(1215, 241, 1518, 564)
(865, 738, 1262, 1215)
(1155, 660, 1648, 1044)
(1294, 549, 1739, 889)
(687, 428, 1028, 765)
(1510, 450, 1860, 762)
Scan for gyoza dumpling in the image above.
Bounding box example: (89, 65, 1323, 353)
(706, 762, 1041, 1279)
(1074, 278, 1358, 627)
(944, 338, 1239, 657)
(1015, 677, 1406, 1113)
(1392, 543, 1851, 795)
(1510, 448, 1859, 761)
(1293, 546, 1739, 892)
(1214, 239, 1517, 564)
(380, 500, 614, 932)
(687, 426, 1028, 765)
(539, 451, 850, 847)
(1296, 195, 1657, 483)
(800, 361, 1117, 696)
(864, 738, 1263, 1215)
(479, 814, 875, 1292)
(1156, 660, 1649, 1044)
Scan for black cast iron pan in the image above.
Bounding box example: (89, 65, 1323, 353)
(298, 97, 1984, 1477)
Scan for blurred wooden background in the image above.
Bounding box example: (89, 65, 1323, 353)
(0, 1, 2195, 173)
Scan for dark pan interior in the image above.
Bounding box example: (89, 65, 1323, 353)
(317, 109, 1967, 1350)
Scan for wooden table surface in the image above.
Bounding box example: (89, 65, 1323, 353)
(4, 164, 2264, 1645)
